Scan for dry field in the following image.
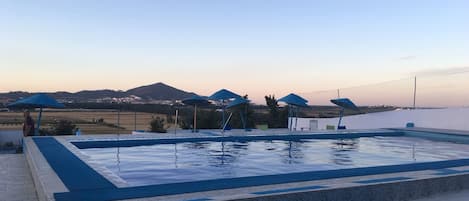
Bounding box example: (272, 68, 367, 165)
(0, 110, 169, 134)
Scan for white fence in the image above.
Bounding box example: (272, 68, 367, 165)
(0, 130, 22, 147)
(289, 107, 469, 131)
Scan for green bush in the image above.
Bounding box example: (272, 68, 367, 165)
(50, 120, 77, 135)
(149, 117, 167, 133)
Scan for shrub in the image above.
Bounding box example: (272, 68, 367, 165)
(149, 117, 167, 133)
(50, 120, 77, 135)
(4, 142, 14, 147)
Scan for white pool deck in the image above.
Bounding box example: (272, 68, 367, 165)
(0, 154, 38, 201)
(6, 128, 469, 201)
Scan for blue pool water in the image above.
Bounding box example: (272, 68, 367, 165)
(78, 136, 469, 187)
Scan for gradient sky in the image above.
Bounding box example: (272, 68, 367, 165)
(1, 1, 468, 106)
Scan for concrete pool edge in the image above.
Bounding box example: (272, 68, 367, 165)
(24, 137, 68, 201)
(231, 173, 469, 201)
(25, 128, 469, 201)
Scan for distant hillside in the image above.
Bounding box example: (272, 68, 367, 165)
(127, 82, 196, 100)
(0, 82, 196, 103)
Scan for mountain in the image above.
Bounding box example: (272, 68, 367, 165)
(127, 82, 196, 100)
(0, 82, 196, 104)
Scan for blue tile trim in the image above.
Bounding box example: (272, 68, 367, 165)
(252, 185, 326, 195)
(433, 168, 469, 175)
(184, 198, 213, 201)
(354, 177, 412, 184)
(32, 137, 116, 191)
(72, 131, 404, 149)
(53, 158, 469, 201)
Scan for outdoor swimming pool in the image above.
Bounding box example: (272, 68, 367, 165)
(78, 135, 469, 187)
(29, 130, 469, 201)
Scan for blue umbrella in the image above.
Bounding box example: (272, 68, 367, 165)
(278, 93, 308, 107)
(209, 89, 241, 129)
(330, 98, 359, 111)
(330, 98, 359, 129)
(8, 93, 65, 135)
(209, 89, 241, 100)
(279, 93, 309, 131)
(182, 95, 210, 132)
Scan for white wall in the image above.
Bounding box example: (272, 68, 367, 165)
(0, 130, 23, 146)
(290, 108, 469, 131)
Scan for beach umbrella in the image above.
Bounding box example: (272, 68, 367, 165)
(209, 89, 241, 100)
(278, 93, 308, 107)
(182, 95, 210, 132)
(279, 93, 309, 131)
(330, 98, 359, 129)
(8, 93, 65, 135)
(209, 89, 241, 128)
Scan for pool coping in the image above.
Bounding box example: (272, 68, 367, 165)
(25, 128, 469, 201)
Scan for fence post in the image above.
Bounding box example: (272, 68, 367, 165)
(134, 111, 137, 131)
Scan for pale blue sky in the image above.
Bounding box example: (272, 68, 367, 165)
(1, 0, 468, 105)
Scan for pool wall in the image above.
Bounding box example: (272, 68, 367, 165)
(235, 173, 469, 201)
(72, 130, 404, 149)
(24, 137, 67, 201)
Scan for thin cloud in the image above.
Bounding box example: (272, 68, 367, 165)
(413, 66, 469, 77)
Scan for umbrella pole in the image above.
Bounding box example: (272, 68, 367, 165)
(337, 108, 344, 129)
(193, 105, 197, 133)
(288, 105, 292, 131)
(174, 109, 178, 135)
(35, 107, 43, 136)
(295, 107, 299, 131)
(222, 101, 225, 129)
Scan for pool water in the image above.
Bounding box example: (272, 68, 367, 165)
(78, 136, 469, 186)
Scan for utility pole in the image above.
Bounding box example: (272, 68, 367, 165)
(413, 76, 417, 109)
(337, 89, 340, 98)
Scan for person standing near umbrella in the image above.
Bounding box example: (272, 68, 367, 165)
(23, 110, 35, 137)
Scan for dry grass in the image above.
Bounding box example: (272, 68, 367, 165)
(0, 110, 169, 134)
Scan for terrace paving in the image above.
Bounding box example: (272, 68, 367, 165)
(0, 154, 38, 201)
(415, 190, 469, 201)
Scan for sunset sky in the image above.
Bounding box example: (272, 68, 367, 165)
(1, 1, 468, 106)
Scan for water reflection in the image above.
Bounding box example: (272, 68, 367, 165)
(81, 136, 469, 187)
(206, 141, 250, 167)
(330, 139, 359, 166)
(282, 140, 305, 164)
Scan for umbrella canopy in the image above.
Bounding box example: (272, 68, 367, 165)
(209, 89, 241, 100)
(278, 93, 308, 107)
(8, 93, 65, 109)
(279, 93, 308, 131)
(182, 95, 210, 106)
(8, 93, 65, 136)
(330, 98, 359, 111)
(226, 97, 249, 109)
